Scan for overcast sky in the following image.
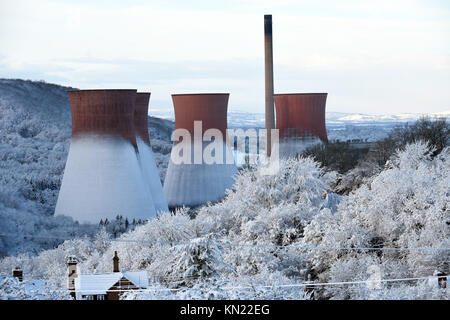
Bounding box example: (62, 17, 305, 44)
(1, 0, 449, 114)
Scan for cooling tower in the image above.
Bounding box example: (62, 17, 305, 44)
(274, 93, 328, 158)
(163, 94, 237, 209)
(55, 89, 157, 224)
(135, 92, 168, 213)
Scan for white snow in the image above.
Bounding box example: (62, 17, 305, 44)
(1, 79, 449, 300)
(326, 111, 450, 124)
(151, 109, 450, 127)
(1, 143, 449, 300)
(55, 134, 157, 224)
(0, 274, 71, 300)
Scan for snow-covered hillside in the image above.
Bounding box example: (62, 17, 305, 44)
(0, 273, 70, 300)
(0, 79, 173, 256)
(1, 79, 447, 257)
(0, 143, 448, 300)
(150, 108, 450, 126)
(0, 79, 448, 300)
(326, 111, 450, 124)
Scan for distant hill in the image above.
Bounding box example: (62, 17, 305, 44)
(151, 108, 449, 127)
(325, 111, 449, 124)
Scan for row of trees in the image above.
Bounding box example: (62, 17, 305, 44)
(0, 111, 448, 299)
(0, 140, 448, 299)
(99, 216, 146, 238)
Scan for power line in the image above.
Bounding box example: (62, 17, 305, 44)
(222, 276, 439, 290)
(221, 243, 450, 252)
(1, 233, 449, 252)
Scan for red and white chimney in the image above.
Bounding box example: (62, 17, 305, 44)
(163, 94, 237, 209)
(55, 89, 157, 223)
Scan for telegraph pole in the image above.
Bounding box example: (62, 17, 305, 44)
(264, 14, 275, 158)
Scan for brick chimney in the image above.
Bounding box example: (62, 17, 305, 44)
(67, 256, 78, 299)
(12, 267, 23, 282)
(113, 251, 120, 272)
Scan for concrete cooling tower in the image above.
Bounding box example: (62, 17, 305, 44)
(135, 92, 168, 213)
(163, 94, 237, 209)
(55, 90, 157, 224)
(274, 93, 328, 158)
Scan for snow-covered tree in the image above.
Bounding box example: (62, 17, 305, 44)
(0, 273, 71, 300)
(1, 129, 448, 300)
(303, 142, 450, 299)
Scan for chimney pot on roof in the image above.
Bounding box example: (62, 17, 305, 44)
(436, 271, 447, 289)
(67, 255, 78, 265)
(113, 251, 120, 272)
(12, 267, 23, 282)
(67, 256, 78, 299)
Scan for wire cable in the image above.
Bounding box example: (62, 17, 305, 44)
(0, 233, 449, 252)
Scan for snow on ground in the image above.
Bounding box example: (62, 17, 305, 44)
(0, 273, 71, 300)
(0, 78, 445, 256)
(327, 111, 450, 123)
(1, 143, 447, 300)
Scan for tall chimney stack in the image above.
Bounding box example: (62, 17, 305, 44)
(113, 251, 120, 272)
(264, 14, 275, 158)
(12, 267, 23, 282)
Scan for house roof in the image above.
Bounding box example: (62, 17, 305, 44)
(74, 271, 148, 295)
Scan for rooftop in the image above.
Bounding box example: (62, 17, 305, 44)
(74, 271, 148, 295)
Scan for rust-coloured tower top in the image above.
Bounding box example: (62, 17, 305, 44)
(274, 93, 328, 143)
(135, 92, 151, 145)
(68, 89, 138, 146)
(171, 93, 229, 138)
